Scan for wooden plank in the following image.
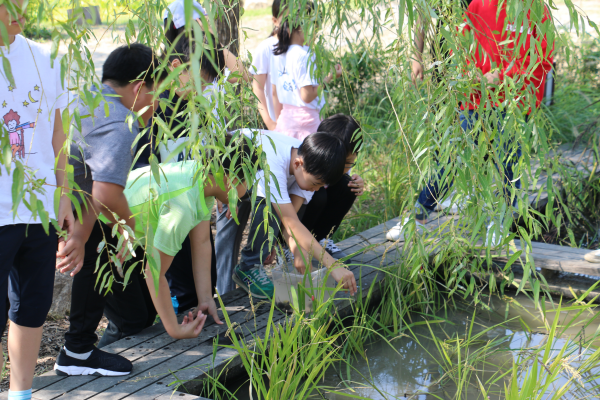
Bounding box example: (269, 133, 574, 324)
(91, 309, 286, 400)
(518, 240, 591, 257)
(32, 289, 250, 394)
(114, 256, 388, 399)
(155, 393, 211, 400)
(493, 254, 600, 277)
(47, 299, 270, 400)
(129, 265, 389, 399)
(32, 289, 252, 399)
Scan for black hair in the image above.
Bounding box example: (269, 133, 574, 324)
(317, 114, 362, 155)
(164, 19, 182, 46)
(273, 1, 314, 56)
(297, 132, 346, 184)
(102, 43, 167, 88)
(269, 0, 285, 37)
(220, 133, 261, 182)
(272, 0, 284, 18)
(164, 20, 225, 83)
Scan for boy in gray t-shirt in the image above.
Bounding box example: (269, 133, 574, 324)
(54, 44, 168, 377)
(69, 84, 141, 197)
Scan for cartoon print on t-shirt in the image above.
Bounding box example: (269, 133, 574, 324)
(283, 81, 298, 92)
(4, 109, 36, 159)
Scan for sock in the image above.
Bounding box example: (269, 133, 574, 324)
(64, 346, 93, 360)
(8, 389, 32, 400)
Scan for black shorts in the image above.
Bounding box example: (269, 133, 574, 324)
(0, 224, 56, 330)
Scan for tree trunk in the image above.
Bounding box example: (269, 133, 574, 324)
(216, 0, 241, 57)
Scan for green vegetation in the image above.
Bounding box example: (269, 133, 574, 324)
(6, 0, 600, 397)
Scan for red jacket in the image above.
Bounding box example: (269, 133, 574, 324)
(462, 0, 554, 112)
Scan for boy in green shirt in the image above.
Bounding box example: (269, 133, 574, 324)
(125, 146, 255, 339)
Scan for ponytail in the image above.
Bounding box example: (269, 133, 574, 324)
(272, 0, 314, 56)
(273, 20, 292, 55)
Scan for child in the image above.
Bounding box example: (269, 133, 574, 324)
(163, 10, 251, 137)
(386, 0, 554, 245)
(163, 0, 251, 87)
(156, 32, 229, 160)
(250, 0, 284, 130)
(120, 136, 256, 339)
(270, 2, 342, 139)
(136, 31, 227, 322)
(0, 0, 71, 397)
(54, 43, 167, 376)
(225, 130, 357, 299)
(299, 114, 365, 259)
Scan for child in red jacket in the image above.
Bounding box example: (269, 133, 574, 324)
(386, 0, 554, 245)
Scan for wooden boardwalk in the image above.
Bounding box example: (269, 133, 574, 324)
(21, 220, 395, 400)
(13, 143, 600, 399)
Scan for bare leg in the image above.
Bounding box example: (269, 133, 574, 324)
(8, 322, 43, 391)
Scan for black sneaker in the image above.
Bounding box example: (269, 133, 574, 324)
(54, 347, 132, 376)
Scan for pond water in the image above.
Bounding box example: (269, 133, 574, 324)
(320, 293, 600, 400)
(218, 293, 600, 400)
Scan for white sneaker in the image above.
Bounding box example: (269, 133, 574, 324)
(584, 250, 600, 263)
(435, 193, 470, 214)
(385, 217, 425, 242)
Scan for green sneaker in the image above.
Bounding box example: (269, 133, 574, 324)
(232, 264, 274, 299)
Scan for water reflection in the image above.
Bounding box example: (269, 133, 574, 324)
(320, 293, 600, 400)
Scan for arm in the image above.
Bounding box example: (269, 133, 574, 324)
(272, 83, 282, 122)
(224, 48, 251, 83)
(146, 249, 208, 339)
(299, 65, 342, 104)
(412, 15, 426, 84)
(299, 85, 320, 104)
(92, 181, 135, 261)
(253, 74, 277, 130)
(56, 200, 97, 276)
(57, 182, 135, 274)
(274, 198, 357, 295)
(52, 109, 74, 238)
(92, 181, 135, 232)
(188, 221, 222, 324)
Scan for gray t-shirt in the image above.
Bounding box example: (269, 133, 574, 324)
(71, 84, 140, 203)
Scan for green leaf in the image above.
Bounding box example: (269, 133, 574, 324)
(2, 54, 15, 89)
(37, 199, 49, 235)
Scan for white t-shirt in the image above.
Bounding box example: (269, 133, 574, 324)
(202, 68, 230, 133)
(164, 0, 207, 29)
(0, 35, 68, 226)
(250, 36, 278, 121)
(270, 45, 325, 110)
(240, 129, 313, 205)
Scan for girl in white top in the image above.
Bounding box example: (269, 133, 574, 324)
(163, 0, 251, 87)
(250, 0, 284, 130)
(271, 2, 342, 140)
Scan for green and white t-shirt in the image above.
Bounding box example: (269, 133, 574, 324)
(125, 161, 214, 256)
